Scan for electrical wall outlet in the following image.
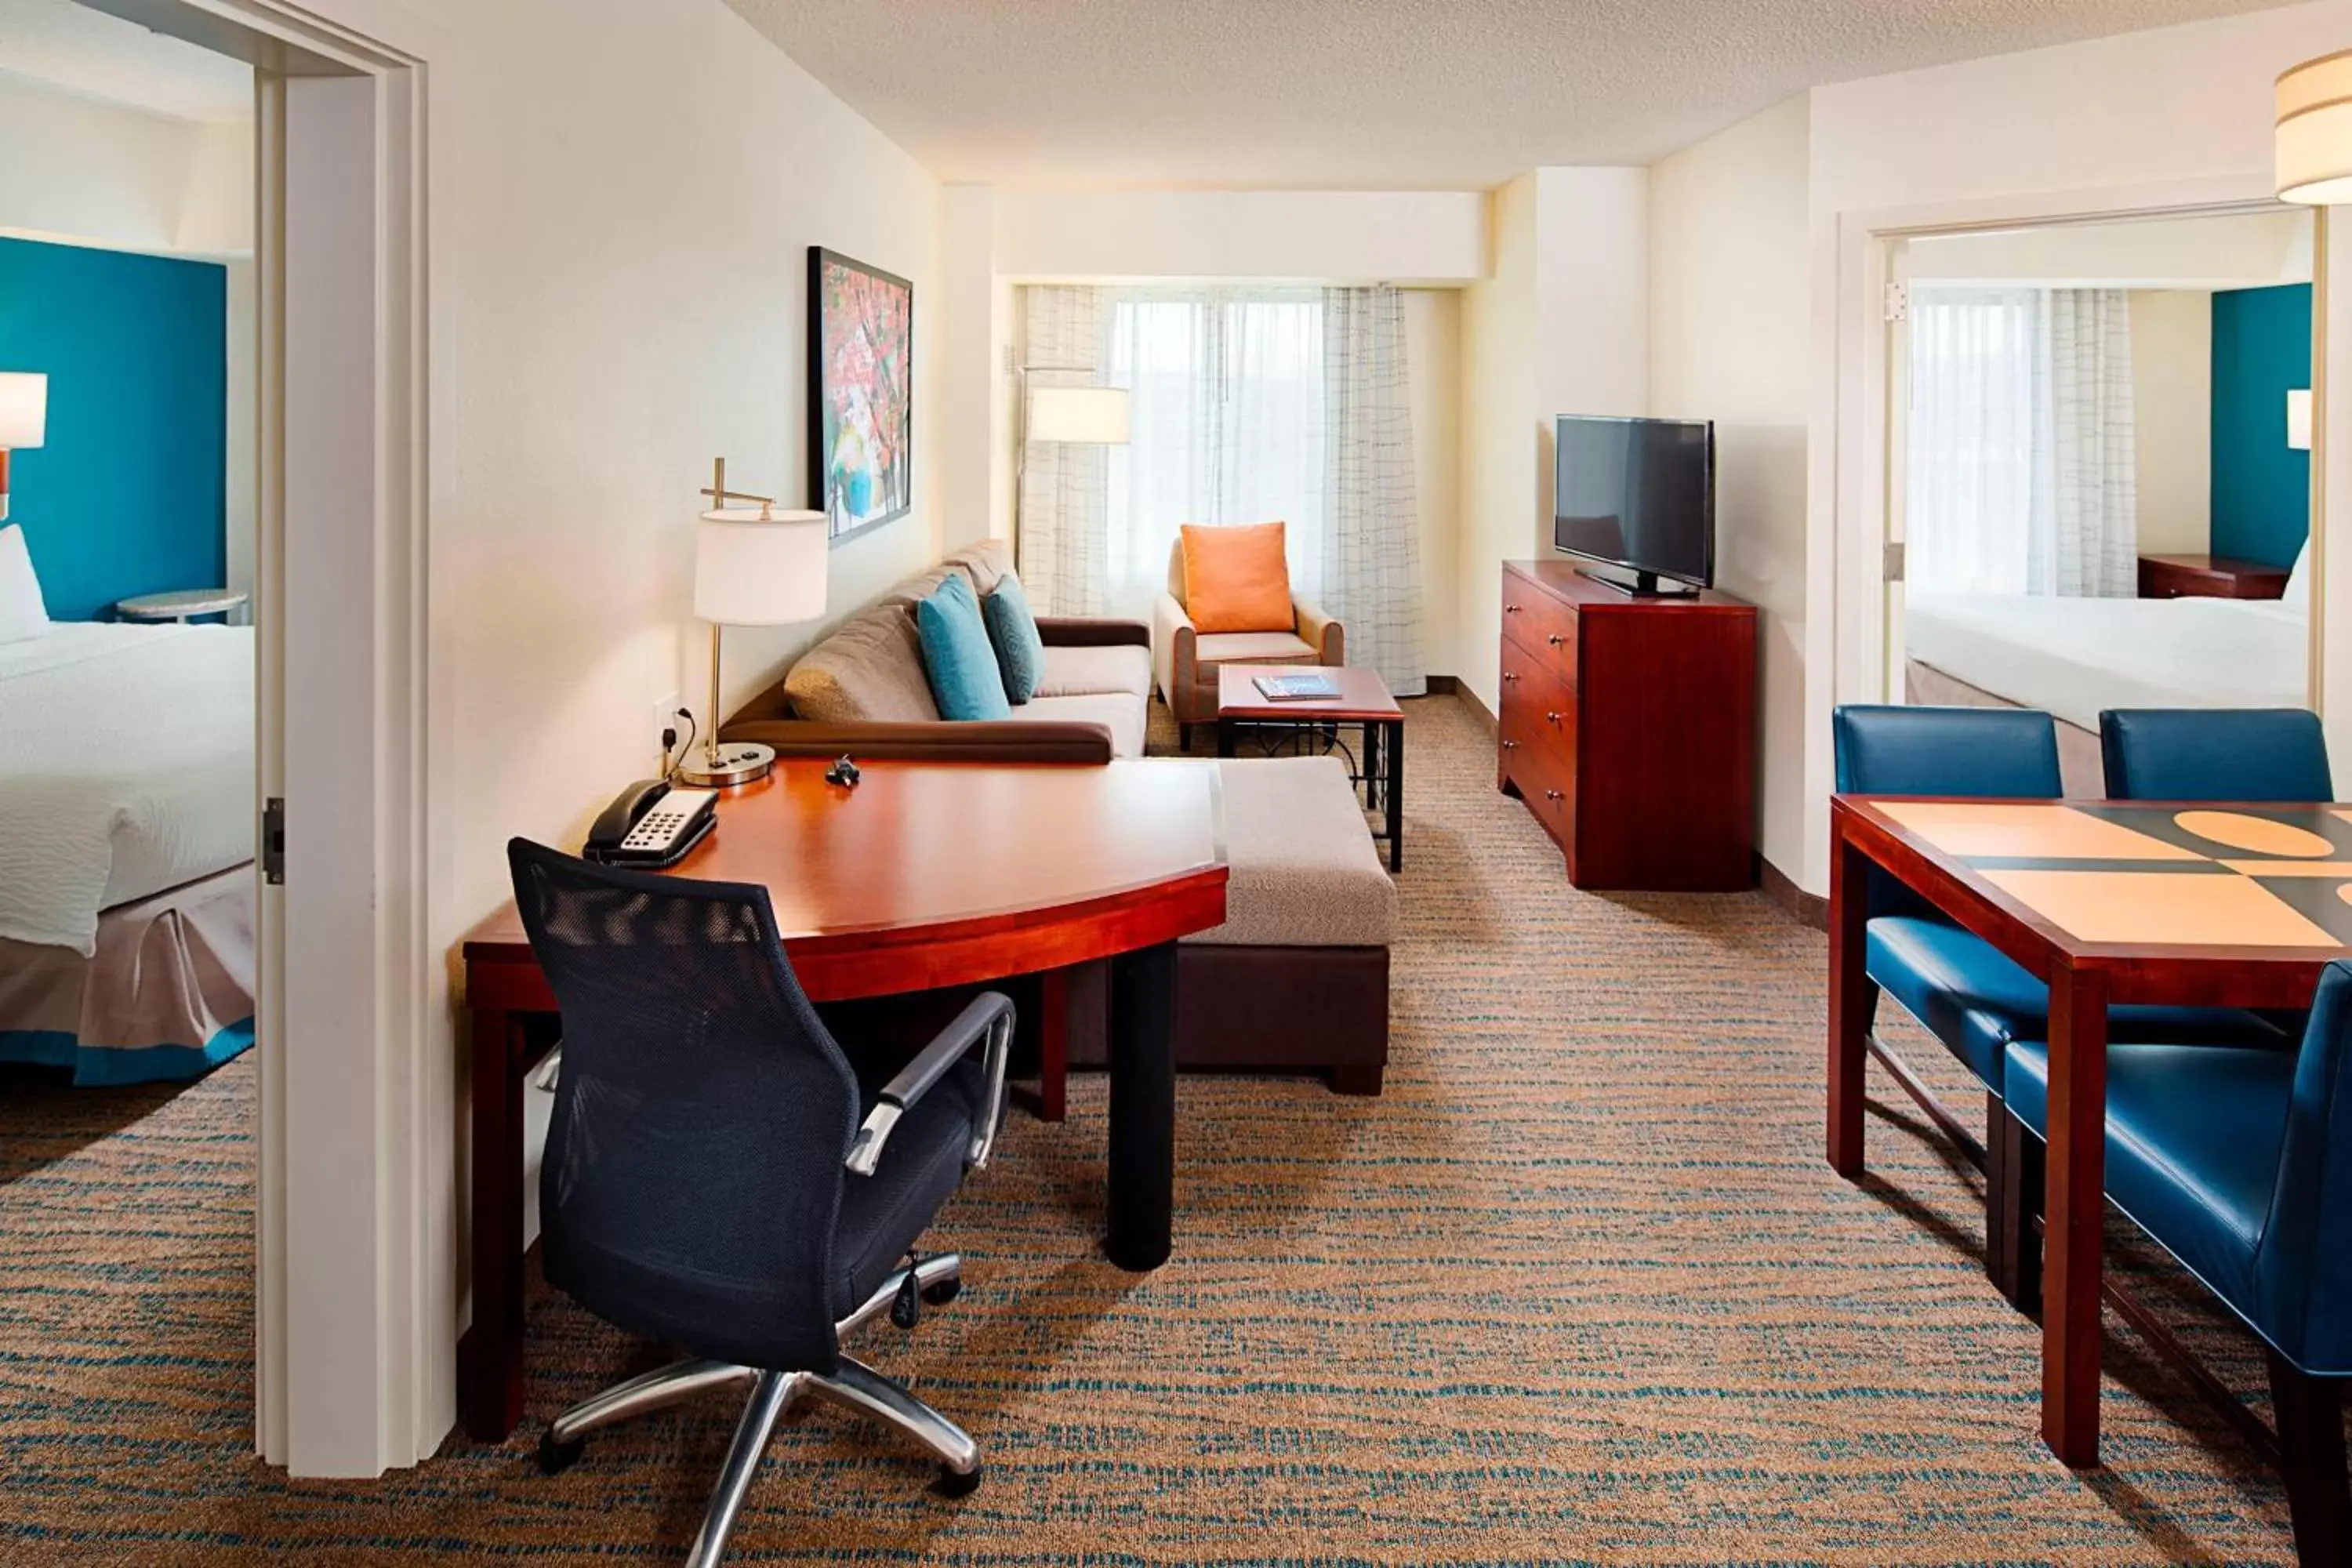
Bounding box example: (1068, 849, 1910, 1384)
(654, 691, 682, 758)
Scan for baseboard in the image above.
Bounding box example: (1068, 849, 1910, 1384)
(1446, 677, 1497, 729)
(1759, 856, 1827, 931)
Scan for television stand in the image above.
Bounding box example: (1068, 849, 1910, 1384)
(1497, 561, 1757, 891)
(1574, 564, 1700, 599)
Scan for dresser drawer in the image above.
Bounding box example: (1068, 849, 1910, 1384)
(1500, 637, 1576, 742)
(1501, 568, 1578, 678)
(1501, 699, 1576, 844)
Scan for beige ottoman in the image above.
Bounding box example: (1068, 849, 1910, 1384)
(1055, 755, 1396, 1098)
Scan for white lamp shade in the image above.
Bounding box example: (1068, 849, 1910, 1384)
(2290, 388, 2314, 452)
(0, 374, 45, 449)
(2279, 52, 2352, 204)
(1028, 385, 1131, 445)
(694, 507, 827, 626)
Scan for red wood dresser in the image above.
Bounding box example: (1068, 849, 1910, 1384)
(1495, 560, 1758, 891)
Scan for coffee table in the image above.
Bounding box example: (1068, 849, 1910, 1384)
(1215, 664, 1403, 871)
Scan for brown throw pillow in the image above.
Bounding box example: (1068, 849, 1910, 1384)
(1181, 521, 1294, 634)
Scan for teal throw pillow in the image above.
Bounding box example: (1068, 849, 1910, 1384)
(982, 575, 1047, 704)
(916, 574, 1013, 721)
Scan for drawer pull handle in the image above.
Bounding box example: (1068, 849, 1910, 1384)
(1504, 603, 1523, 613)
(1501, 739, 1519, 750)
(1545, 710, 1563, 724)
(1502, 672, 1521, 683)
(1548, 633, 1566, 646)
(1544, 789, 1564, 801)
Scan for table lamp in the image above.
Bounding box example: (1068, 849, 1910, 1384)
(677, 457, 826, 788)
(0, 373, 47, 523)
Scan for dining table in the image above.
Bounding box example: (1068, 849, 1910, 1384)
(1828, 793, 2352, 1467)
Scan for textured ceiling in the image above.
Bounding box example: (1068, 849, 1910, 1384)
(0, 0, 249, 122)
(726, 0, 2303, 187)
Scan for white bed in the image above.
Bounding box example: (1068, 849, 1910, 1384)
(0, 620, 256, 956)
(1904, 590, 2310, 794)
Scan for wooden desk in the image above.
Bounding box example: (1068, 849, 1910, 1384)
(457, 757, 1229, 1442)
(1829, 796, 2352, 1468)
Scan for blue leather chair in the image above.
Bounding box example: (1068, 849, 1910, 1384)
(2100, 708, 2333, 803)
(1834, 706, 2268, 1308)
(2002, 964, 2352, 1562)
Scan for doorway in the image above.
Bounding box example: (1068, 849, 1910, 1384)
(1880, 205, 2320, 793)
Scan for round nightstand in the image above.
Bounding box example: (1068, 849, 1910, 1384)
(115, 588, 250, 624)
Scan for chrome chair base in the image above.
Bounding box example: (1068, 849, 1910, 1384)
(539, 1254, 977, 1568)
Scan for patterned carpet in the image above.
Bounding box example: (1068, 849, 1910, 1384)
(0, 694, 2316, 1563)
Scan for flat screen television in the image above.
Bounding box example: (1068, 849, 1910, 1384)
(1552, 415, 1714, 597)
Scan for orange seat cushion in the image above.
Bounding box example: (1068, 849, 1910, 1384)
(1181, 522, 1294, 634)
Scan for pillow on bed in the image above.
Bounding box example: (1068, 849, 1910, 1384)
(0, 524, 49, 645)
(2284, 539, 2313, 617)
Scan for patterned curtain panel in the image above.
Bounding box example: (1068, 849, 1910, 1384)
(1016, 285, 1113, 616)
(1016, 282, 1427, 692)
(1907, 286, 2138, 598)
(2039, 289, 2139, 598)
(1321, 286, 1425, 695)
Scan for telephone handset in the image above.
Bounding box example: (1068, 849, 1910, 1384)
(583, 779, 717, 869)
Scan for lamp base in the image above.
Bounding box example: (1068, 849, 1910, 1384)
(675, 740, 775, 788)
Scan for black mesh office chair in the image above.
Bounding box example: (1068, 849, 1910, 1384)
(506, 838, 1012, 1567)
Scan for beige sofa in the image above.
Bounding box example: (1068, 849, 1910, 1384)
(724, 540, 1155, 763)
(1152, 538, 1345, 747)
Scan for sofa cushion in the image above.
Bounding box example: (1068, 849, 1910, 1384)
(1181, 522, 1294, 634)
(944, 539, 1015, 598)
(783, 601, 941, 725)
(1035, 642, 1152, 701)
(1192, 757, 1396, 947)
(1013, 693, 1145, 759)
(917, 575, 1012, 721)
(1196, 630, 1317, 666)
(982, 576, 1047, 703)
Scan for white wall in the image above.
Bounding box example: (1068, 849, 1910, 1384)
(1454, 167, 1649, 716)
(991, 189, 1487, 285)
(423, 0, 944, 943)
(1457, 174, 1538, 715)
(1907, 209, 2310, 289)
(1650, 94, 1811, 886)
(2129, 290, 2215, 557)
(1404, 289, 1463, 681)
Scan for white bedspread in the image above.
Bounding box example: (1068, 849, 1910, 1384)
(0, 623, 254, 956)
(1904, 592, 2309, 735)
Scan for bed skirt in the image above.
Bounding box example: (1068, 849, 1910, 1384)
(1904, 659, 2103, 797)
(0, 865, 256, 1086)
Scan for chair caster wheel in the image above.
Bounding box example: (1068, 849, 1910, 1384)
(537, 1430, 586, 1475)
(920, 1278, 961, 1305)
(933, 1463, 982, 1499)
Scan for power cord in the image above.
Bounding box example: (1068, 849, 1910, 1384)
(663, 707, 698, 783)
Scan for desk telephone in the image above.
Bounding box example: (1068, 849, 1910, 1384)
(583, 779, 717, 869)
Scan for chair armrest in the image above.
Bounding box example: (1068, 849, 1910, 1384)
(846, 991, 1016, 1176)
(1036, 615, 1150, 648)
(721, 717, 1113, 765)
(1152, 593, 1197, 707)
(1294, 600, 1345, 666)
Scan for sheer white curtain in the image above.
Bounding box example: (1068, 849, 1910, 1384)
(1907, 287, 2137, 597)
(1017, 284, 1426, 693)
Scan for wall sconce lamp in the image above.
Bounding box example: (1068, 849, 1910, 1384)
(0, 373, 47, 522)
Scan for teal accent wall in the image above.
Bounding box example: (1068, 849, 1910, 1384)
(2210, 282, 2312, 568)
(0, 237, 227, 621)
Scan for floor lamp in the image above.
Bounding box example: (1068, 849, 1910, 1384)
(1016, 381, 1131, 584)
